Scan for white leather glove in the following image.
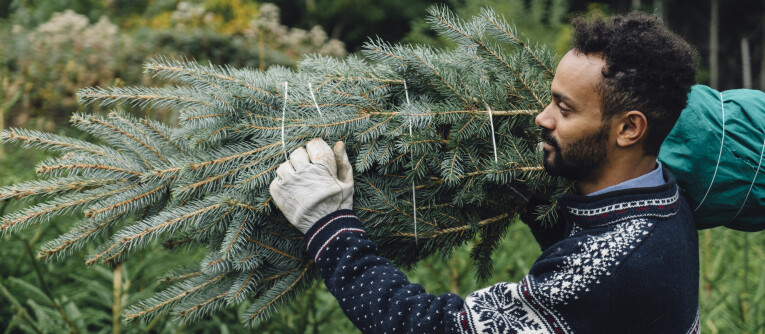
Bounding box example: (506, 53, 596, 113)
(269, 138, 354, 234)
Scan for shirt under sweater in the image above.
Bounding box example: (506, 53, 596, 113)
(304, 168, 700, 333)
(588, 160, 665, 196)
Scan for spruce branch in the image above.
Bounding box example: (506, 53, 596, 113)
(480, 8, 555, 76)
(77, 86, 213, 110)
(38, 215, 122, 261)
(242, 263, 313, 326)
(0, 177, 122, 202)
(139, 118, 188, 155)
(124, 271, 231, 322)
(427, 6, 546, 107)
(35, 163, 143, 177)
(0, 183, 139, 234)
(1, 128, 125, 161)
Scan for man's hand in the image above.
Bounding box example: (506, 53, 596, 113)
(269, 138, 354, 234)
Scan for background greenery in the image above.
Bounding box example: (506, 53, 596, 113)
(0, 0, 763, 333)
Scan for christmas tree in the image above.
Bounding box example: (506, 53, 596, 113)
(0, 7, 566, 326)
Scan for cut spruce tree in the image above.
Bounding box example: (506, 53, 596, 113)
(0, 7, 567, 326)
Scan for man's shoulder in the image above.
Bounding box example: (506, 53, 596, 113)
(532, 187, 698, 291)
(525, 212, 698, 329)
(534, 176, 698, 290)
(532, 215, 658, 272)
(541, 192, 697, 268)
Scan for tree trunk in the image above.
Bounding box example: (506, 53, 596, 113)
(0, 105, 5, 160)
(0, 70, 24, 160)
(653, 0, 666, 21)
(113, 263, 122, 334)
(0, 68, 5, 160)
(709, 0, 720, 89)
(632, 0, 642, 10)
(258, 26, 266, 71)
(741, 37, 752, 89)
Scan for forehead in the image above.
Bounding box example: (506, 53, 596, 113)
(551, 50, 606, 109)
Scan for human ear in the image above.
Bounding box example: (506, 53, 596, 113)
(615, 111, 648, 147)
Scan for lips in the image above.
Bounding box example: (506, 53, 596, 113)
(540, 129, 558, 149)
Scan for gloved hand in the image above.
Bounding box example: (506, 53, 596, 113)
(269, 138, 354, 234)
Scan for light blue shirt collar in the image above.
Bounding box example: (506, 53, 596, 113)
(587, 161, 666, 196)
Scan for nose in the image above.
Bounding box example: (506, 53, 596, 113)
(535, 102, 555, 130)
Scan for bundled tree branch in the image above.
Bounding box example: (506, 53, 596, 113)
(0, 6, 570, 327)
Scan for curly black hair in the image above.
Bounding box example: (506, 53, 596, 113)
(572, 12, 698, 156)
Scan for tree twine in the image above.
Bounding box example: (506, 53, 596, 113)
(308, 83, 323, 118)
(485, 102, 499, 163)
(404, 81, 418, 244)
(281, 82, 289, 162)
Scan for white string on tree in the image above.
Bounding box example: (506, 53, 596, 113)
(403, 81, 418, 244)
(281, 81, 289, 162)
(485, 102, 499, 163)
(308, 83, 323, 118)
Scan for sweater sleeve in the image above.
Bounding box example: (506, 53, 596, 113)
(304, 210, 572, 334)
(304, 210, 465, 334)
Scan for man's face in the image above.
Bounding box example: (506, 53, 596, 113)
(535, 50, 613, 181)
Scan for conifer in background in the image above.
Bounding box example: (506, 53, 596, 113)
(0, 7, 566, 326)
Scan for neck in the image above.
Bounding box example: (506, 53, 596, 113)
(576, 154, 658, 195)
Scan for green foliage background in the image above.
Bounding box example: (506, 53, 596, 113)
(0, 0, 763, 333)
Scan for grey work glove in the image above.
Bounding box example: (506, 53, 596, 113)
(269, 138, 354, 234)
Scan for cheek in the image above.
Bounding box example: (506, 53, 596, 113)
(558, 117, 601, 143)
(554, 124, 575, 147)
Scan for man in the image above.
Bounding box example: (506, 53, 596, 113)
(270, 12, 699, 333)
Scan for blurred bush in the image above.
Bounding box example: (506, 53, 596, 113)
(0, 4, 349, 330)
(0, 1, 346, 139)
(131, 2, 345, 70)
(1, 10, 124, 130)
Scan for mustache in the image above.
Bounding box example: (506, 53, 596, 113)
(541, 129, 558, 148)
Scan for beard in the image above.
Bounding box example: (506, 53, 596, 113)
(540, 124, 610, 180)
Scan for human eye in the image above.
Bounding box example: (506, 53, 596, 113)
(557, 103, 571, 114)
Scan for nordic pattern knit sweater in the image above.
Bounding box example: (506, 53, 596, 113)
(304, 169, 700, 333)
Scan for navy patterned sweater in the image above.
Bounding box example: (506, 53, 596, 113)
(304, 170, 700, 333)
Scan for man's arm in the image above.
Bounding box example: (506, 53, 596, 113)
(305, 209, 577, 334)
(305, 210, 465, 333)
(269, 138, 568, 333)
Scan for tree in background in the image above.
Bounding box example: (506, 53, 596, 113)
(271, 0, 449, 52)
(276, 0, 764, 91)
(566, 0, 765, 90)
(128, 2, 345, 72)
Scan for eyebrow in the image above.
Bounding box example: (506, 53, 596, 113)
(552, 92, 573, 103)
(552, 92, 576, 108)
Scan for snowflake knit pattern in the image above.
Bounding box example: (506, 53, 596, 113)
(305, 169, 700, 333)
